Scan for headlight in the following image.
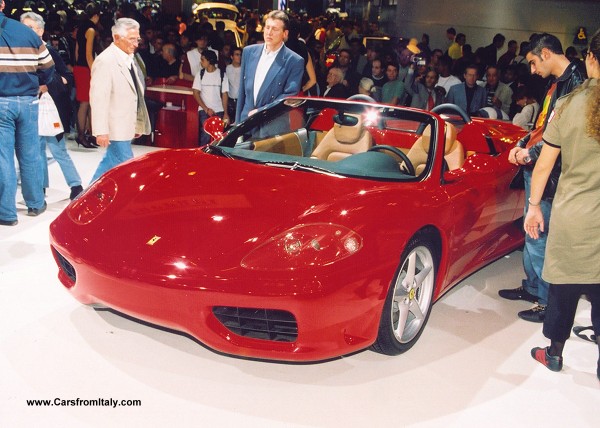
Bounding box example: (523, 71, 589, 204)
(241, 223, 363, 271)
(67, 178, 117, 225)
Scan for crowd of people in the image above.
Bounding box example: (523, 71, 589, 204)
(2, 2, 591, 134)
(1, 1, 598, 381)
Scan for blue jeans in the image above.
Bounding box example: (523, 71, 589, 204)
(0, 95, 44, 221)
(40, 135, 82, 188)
(90, 140, 133, 183)
(522, 167, 551, 305)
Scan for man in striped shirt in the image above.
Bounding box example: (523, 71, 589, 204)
(0, 0, 55, 225)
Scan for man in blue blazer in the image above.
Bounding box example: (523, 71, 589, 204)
(235, 10, 304, 123)
(446, 65, 486, 114)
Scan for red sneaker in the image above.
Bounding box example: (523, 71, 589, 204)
(531, 346, 563, 372)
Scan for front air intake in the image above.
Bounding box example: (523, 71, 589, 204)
(52, 247, 76, 284)
(212, 306, 298, 342)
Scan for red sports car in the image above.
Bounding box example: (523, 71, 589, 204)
(50, 98, 527, 362)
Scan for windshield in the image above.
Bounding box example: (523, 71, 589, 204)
(197, 7, 238, 21)
(214, 98, 437, 181)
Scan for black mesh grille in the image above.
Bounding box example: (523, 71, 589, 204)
(52, 247, 76, 283)
(212, 306, 298, 342)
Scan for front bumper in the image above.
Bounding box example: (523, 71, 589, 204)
(50, 242, 386, 362)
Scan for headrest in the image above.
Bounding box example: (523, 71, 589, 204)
(477, 107, 509, 120)
(333, 113, 364, 144)
(444, 122, 458, 154)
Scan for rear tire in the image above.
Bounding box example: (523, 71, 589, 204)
(372, 235, 437, 355)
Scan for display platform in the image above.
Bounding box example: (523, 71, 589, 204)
(146, 80, 199, 149)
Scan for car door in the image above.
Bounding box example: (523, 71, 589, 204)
(440, 152, 520, 290)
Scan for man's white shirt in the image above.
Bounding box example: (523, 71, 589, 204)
(192, 68, 229, 113)
(253, 43, 284, 103)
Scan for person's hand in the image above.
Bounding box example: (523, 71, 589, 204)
(515, 148, 531, 165)
(96, 135, 110, 148)
(39, 85, 48, 94)
(206, 108, 215, 116)
(492, 96, 502, 108)
(166, 75, 177, 85)
(222, 113, 230, 127)
(248, 108, 257, 117)
(508, 146, 521, 165)
(524, 204, 544, 239)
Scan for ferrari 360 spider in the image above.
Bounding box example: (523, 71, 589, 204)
(50, 98, 527, 361)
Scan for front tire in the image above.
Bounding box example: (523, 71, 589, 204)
(372, 235, 437, 355)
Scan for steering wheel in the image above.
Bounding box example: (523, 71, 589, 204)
(431, 103, 471, 124)
(368, 145, 415, 176)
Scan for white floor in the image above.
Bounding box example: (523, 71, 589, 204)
(1, 140, 598, 427)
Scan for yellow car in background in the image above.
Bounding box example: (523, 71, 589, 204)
(192, 2, 242, 46)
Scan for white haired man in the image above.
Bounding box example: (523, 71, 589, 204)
(89, 18, 150, 183)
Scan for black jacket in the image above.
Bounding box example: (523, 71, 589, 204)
(46, 44, 74, 141)
(323, 83, 349, 99)
(517, 60, 586, 200)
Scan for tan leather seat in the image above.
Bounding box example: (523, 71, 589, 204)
(311, 113, 372, 161)
(253, 133, 303, 156)
(443, 123, 465, 171)
(405, 123, 465, 175)
(405, 125, 433, 176)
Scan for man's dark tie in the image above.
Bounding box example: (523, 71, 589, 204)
(129, 64, 140, 97)
(427, 91, 434, 110)
(128, 64, 143, 114)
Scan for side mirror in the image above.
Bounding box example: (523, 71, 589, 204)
(203, 116, 225, 142)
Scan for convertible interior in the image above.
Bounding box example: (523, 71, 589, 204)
(214, 98, 510, 180)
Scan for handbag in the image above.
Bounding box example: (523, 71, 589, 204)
(38, 92, 64, 136)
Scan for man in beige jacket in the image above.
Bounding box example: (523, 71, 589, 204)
(90, 18, 150, 183)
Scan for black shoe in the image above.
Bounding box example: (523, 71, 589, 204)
(0, 218, 18, 226)
(498, 286, 538, 303)
(531, 346, 563, 372)
(85, 134, 100, 147)
(518, 304, 546, 323)
(70, 185, 84, 200)
(27, 201, 47, 217)
(76, 136, 97, 149)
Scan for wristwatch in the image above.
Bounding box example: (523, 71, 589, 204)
(523, 155, 531, 164)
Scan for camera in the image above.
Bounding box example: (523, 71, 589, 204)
(412, 55, 426, 66)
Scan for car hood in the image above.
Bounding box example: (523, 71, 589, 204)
(56, 150, 397, 277)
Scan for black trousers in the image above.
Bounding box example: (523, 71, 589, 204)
(543, 283, 600, 342)
(227, 98, 237, 123)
